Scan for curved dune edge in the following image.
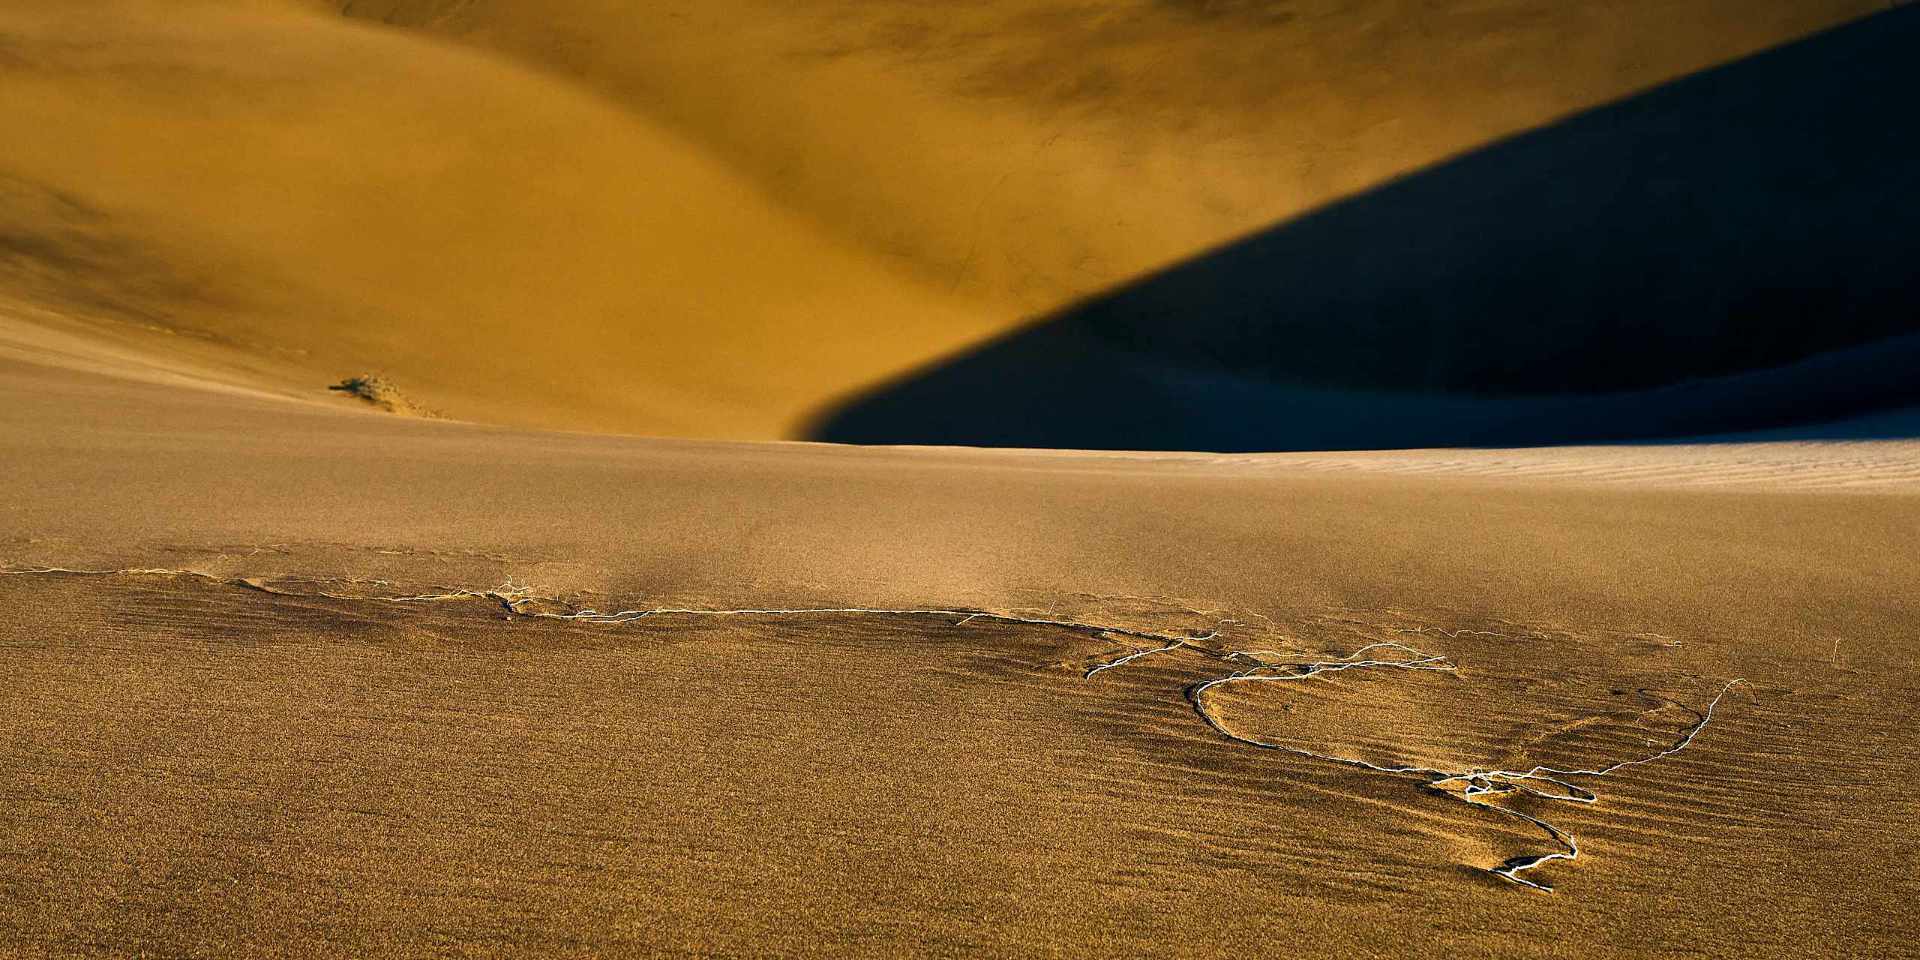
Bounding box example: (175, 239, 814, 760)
(0, 1, 1001, 439)
(1, 1, 1903, 443)
(5, 313, 1916, 495)
(330, 0, 1891, 313)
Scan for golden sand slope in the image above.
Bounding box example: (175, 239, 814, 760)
(338, 0, 1888, 310)
(2, 332, 1917, 956)
(0, 0, 997, 438)
(0, 1, 1893, 439)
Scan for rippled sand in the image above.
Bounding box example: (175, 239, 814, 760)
(4, 321, 1917, 955)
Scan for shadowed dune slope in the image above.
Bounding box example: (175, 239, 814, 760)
(814, 7, 1920, 451)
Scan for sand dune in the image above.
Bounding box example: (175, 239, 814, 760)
(0, 0, 997, 438)
(3, 3, 1918, 955)
(335, 0, 1890, 312)
(3, 351, 1917, 955)
(3, 1, 1910, 443)
(812, 6, 1920, 449)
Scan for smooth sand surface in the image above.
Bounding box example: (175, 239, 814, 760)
(0, 0, 998, 439)
(3, 317, 1918, 956)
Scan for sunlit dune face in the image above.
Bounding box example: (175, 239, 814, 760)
(330, 0, 1891, 314)
(0, 1, 999, 437)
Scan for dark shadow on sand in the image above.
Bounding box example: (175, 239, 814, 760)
(811, 7, 1920, 451)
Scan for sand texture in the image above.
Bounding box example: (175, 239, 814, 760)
(2, 2, 1918, 956)
(3, 567, 1914, 957)
(3, 328, 1919, 956)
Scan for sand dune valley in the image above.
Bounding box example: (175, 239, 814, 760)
(2, 1, 1919, 957)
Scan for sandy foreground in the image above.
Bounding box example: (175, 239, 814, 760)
(3, 317, 1917, 957)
